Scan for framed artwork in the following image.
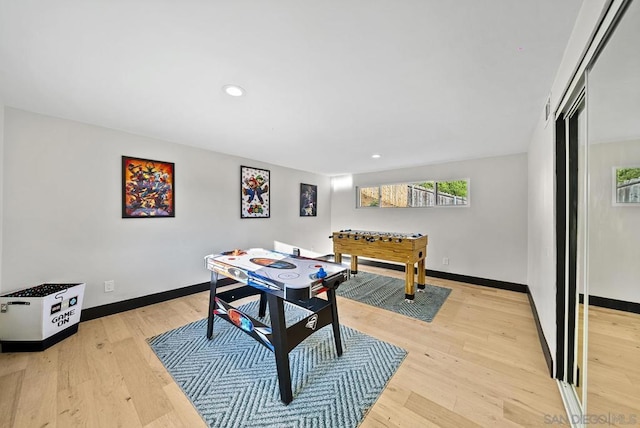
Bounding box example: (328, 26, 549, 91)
(122, 156, 175, 218)
(613, 166, 640, 205)
(300, 183, 317, 216)
(241, 166, 270, 218)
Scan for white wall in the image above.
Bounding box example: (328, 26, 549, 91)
(0, 104, 4, 292)
(0, 108, 333, 307)
(331, 154, 528, 284)
(527, 111, 557, 355)
(586, 0, 640, 303)
(588, 141, 640, 303)
(527, 0, 611, 369)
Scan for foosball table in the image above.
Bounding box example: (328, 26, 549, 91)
(331, 230, 428, 301)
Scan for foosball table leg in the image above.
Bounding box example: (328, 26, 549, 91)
(404, 263, 415, 303)
(417, 258, 426, 293)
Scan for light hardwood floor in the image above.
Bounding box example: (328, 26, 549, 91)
(1, 266, 571, 427)
(587, 306, 640, 426)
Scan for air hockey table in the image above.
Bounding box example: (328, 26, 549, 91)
(203, 248, 350, 404)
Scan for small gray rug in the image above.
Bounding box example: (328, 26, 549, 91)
(148, 300, 406, 428)
(336, 271, 451, 322)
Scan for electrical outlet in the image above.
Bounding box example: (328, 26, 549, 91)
(442, 257, 449, 265)
(104, 280, 115, 292)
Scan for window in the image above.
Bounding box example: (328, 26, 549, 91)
(435, 180, 468, 206)
(357, 179, 468, 208)
(380, 182, 435, 207)
(358, 186, 380, 207)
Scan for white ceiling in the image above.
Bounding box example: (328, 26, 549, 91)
(0, 0, 583, 176)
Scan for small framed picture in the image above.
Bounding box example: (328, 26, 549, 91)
(122, 156, 175, 218)
(613, 166, 640, 205)
(241, 166, 270, 218)
(300, 183, 317, 216)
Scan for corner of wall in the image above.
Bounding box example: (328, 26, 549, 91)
(526, 0, 620, 381)
(0, 104, 4, 294)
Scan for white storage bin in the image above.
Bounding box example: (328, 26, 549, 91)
(0, 283, 85, 352)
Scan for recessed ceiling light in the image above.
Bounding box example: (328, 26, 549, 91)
(372, 154, 381, 159)
(223, 85, 245, 97)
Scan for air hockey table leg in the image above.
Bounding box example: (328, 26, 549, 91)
(267, 293, 293, 404)
(258, 291, 267, 317)
(207, 271, 219, 339)
(326, 287, 343, 356)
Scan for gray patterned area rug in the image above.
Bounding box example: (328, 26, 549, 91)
(148, 300, 406, 428)
(336, 271, 451, 322)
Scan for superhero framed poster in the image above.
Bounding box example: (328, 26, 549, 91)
(241, 166, 270, 218)
(300, 183, 317, 216)
(122, 156, 175, 218)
